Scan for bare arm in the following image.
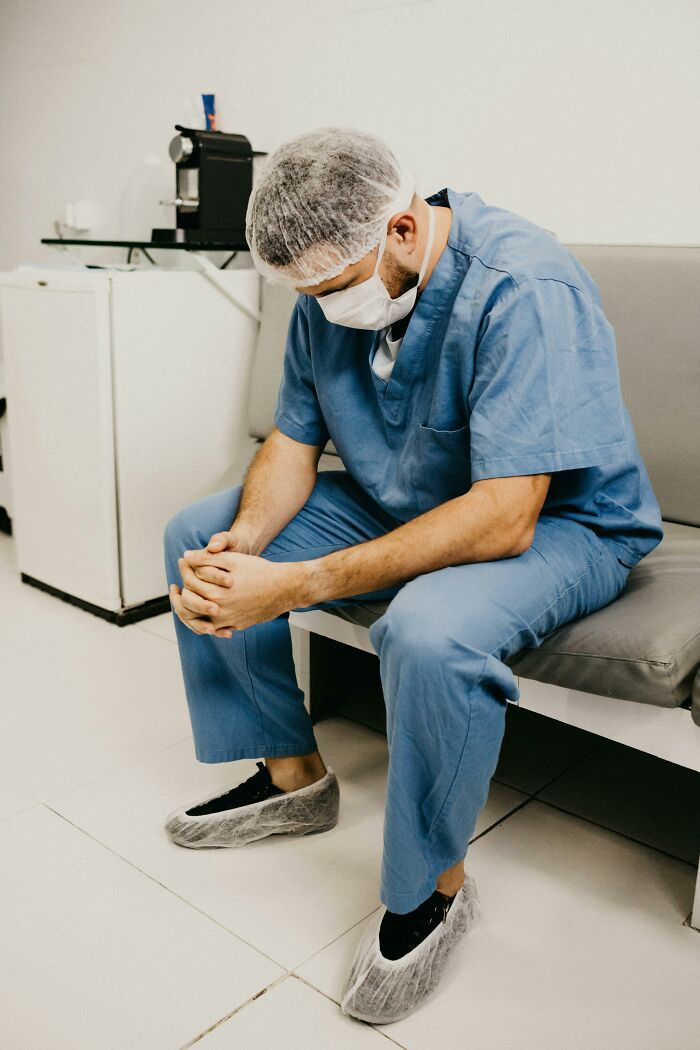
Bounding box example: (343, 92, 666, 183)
(177, 472, 552, 635)
(230, 426, 325, 555)
(296, 473, 552, 605)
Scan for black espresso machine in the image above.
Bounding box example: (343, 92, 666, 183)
(152, 126, 267, 247)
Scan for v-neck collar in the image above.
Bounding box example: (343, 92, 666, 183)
(369, 188, 466, 422)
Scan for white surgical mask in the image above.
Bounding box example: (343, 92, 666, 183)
(317, 190, 436, 331)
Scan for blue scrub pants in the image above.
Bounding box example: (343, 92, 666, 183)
(163, 470, 630, 914)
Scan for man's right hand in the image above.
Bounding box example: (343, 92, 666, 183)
(185, 527, 260, 595)
(170, 526, 260, 635)
(205, 528, 258, 556)
(170, 425, 319, 635)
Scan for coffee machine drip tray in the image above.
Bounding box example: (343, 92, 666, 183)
(41, 237, 248, 252)
(151, 228, 248, 247)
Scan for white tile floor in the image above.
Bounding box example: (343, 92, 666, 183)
(1, 530, 698, 1049)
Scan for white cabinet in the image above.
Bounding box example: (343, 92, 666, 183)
(0, 267, 260, 623)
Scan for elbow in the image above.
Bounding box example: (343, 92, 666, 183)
(509, 524, 537, 558)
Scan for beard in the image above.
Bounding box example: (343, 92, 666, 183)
(383, 252, 420, 300)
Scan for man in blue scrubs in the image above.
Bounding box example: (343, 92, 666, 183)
(164, 127, 663, 1023)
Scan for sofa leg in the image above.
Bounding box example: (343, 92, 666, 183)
(692, 858, 700, 931)
(308, 632, 386, 733)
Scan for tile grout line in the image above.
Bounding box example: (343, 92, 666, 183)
(45, 798, 423, 982)
(34, 794, 415, 1044)
(471, 787, 697, 882)
(0, 732, 195, 817)
(533, 796, 699, 874)
(463, 740, 610, 847)
(525, 740, 700, 885)
(290, 902, 383, 974)
(134, 621, 177, 644)
(489, 756, 699, 928)
(291, 974, 410, 1048)
(491, 737, 606, 800)
(468, 794, 537, 846)
(527, 738, 607, 797)
(0, 801, 43, 826)
(177, 972, 292, 1049)
(41, 732, 196, 808)
(177, 972, 410, 1049)
(498, 793, 698, 929)
(44, 803, 291, 972)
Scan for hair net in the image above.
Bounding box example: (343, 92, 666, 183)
(245, 127, 414, 289)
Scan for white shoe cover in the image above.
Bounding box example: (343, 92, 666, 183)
(340, 874, 481, 1025)
(164, 768, 339, 849)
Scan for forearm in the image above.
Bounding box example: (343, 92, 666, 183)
(297, 481, 537, 606)
(232, 428, 320, 555)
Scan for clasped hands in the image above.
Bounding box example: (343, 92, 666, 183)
(169, 529, 305, 638)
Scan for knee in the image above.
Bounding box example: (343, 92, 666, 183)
(371, 595, 456, 666)
(163, 505, 196, 555)
(370, 588, 492, 671)
(163, 484, 243, 555)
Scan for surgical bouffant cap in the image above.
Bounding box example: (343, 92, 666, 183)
(245, 127, 413, 289)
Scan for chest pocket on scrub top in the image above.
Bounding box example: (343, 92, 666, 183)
(411, 421, 472, 513)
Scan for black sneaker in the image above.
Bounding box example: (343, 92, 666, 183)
(379, 889, 457, 960)
(186, 762, 284, 816)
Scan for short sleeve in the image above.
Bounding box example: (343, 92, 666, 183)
(273, 296, 331, 447)
(469, 277, 629, 481)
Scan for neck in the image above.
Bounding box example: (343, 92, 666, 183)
(417, 197, 452, 295)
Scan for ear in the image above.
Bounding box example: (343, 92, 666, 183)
(387, 209, 419, 253)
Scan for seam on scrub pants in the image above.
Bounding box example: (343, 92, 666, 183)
(425, 650, 484, 839)
(241, 628, 271, 754)
(424, 547, 609, 854)
(519, 544, 607, 635)
(195, 742, 316, 763)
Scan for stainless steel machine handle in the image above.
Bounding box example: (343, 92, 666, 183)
(159, 198, 200, 208)
(169, 135, 194, 163)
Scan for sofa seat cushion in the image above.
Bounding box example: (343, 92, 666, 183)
(322, 521, 700, 710)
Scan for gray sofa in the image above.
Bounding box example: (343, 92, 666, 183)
(246, 245, 700, 927)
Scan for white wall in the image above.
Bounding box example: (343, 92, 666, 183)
(1, 0, 698, 273)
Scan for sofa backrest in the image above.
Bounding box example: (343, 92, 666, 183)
(567, 246, 699, 526)
(247, 281, 302, 445)
(247, 245, 700, 525)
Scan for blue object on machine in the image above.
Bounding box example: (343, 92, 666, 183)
(202, 94, 217, 130)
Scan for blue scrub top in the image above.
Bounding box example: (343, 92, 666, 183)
(273, 187, 663, 569)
